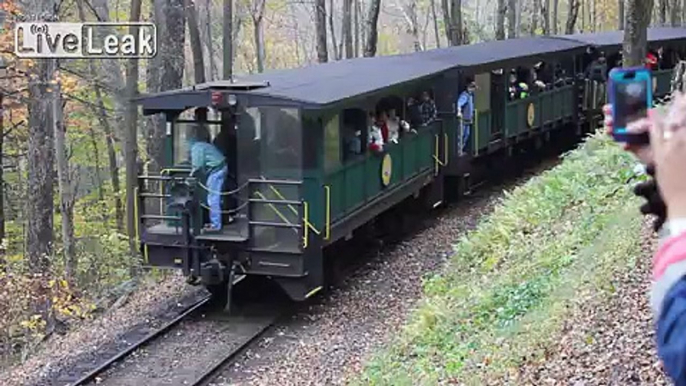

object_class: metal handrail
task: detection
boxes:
[248,178,303,185]
[249,220,302,229]
[141,214,183,220]
[249,197,302,206]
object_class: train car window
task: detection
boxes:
[474,73,491,112]
[342,108,366,161]
[172,121,222,166]
[262,108,302,176]
[324,114,341,171]
[237,107,302,180]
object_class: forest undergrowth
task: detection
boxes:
[354,132,648,385]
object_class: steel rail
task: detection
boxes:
[67,296,212,386]
[189,311,280,386]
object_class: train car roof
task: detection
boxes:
[559,27,686,48]
[136,28,686,113]
[137,36,584,112]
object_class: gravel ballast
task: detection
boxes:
[211,178,536,386]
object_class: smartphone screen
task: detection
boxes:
[614,79,649,130]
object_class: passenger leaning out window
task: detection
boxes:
[386,108,413,144]
[419,91,438,125]
[368,112,385,153]
[406,97,424,129]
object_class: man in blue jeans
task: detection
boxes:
[457,81,476,154]
[189,125,228,231]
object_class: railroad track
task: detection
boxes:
[44,275,284,386]
[51,294,212,386]
[186,306,281,386]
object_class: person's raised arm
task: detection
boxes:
[646,94,686,386]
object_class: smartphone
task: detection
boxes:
[609,67,652,145]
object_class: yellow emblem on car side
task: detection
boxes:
[381,153,392,186]
[527,103,535,127]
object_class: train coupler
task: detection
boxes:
[200,258,228,286]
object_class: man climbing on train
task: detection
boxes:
[457,81,476,155]
[189,124,230,231]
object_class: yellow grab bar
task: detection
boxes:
[303,201,309,248]
[433,134,446,175]
[254,190,298,233]
[324,185,331,240]
[266,182,299,216]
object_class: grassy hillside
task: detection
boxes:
[353,133,647,385]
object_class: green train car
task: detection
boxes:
[135,28,686,308]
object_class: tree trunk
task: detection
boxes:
[430,0,441,47]
[95,85,124,232]
[204,0,217,80]
[619,0,625,29]
[124,0,142,259]
[449,0,462,45]
[251,0,267,72]
[27,62,55,273]
[343,0,353,58]
[354,0,360,55]
[623,0,654,67]
[552,0,558,34]
[530,0,540,34]
[88,127,104,201]
[543,0,550,34]
[565,0,580,33]
[659,0,668,25]
[402,2,423,51]
[441,0,453,44]
[507,0,517,38]
[77,0,124,231]
[315,0,328,63]
[186,0,206,84]
[149,0,184,176]
[53,83,76,282]
[223,0,234,78]
[329,0,341,60]
[670,0,680,25]
[496,0,506,40]
[0,93,5,270]
[363,0,382,57]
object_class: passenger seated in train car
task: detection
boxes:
[586,53,608,83]
[661,46,677,69]
[456,81,476,154]
[406,96,424,128]
[419,91,438,125]
[343,123,363,159]
[532,62,549,91]
[367,111,385,153]
[188,123,230,231]
[386,107,412,144]
[342,109,365,160]
[509,69,530,100]
[553,64,570,88]
[647,49,659,70]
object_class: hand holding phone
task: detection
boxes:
[609,67,653,145]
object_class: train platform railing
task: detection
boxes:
[136,170,310,252]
